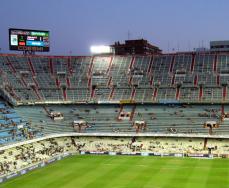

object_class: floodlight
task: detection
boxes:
[90,45,111,54]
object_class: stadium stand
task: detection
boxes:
[0,52,229,104]
[0,100,42,145]
[1,52,229,138]
[1,135,229,177]
[0,136,74,176]
[9,104,229,135]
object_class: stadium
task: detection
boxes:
[2,38,229,187]
[2,1,229,188]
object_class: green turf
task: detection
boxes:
[1,155,229,188]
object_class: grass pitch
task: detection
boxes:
[1,155,229,188]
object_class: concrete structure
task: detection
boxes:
[210,41,229,52]
[110,39,162,55]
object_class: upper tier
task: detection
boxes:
[1,52,229,105]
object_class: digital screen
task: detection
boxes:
[9,28,50,52]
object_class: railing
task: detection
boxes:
[2,132,229,151]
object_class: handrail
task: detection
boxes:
[1,132,229,151]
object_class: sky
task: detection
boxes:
[1,0,229,55]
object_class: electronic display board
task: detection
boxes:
[9,28,50,52]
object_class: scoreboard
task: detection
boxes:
[9,28,50,52]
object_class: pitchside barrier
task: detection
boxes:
[80,151,212,158]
